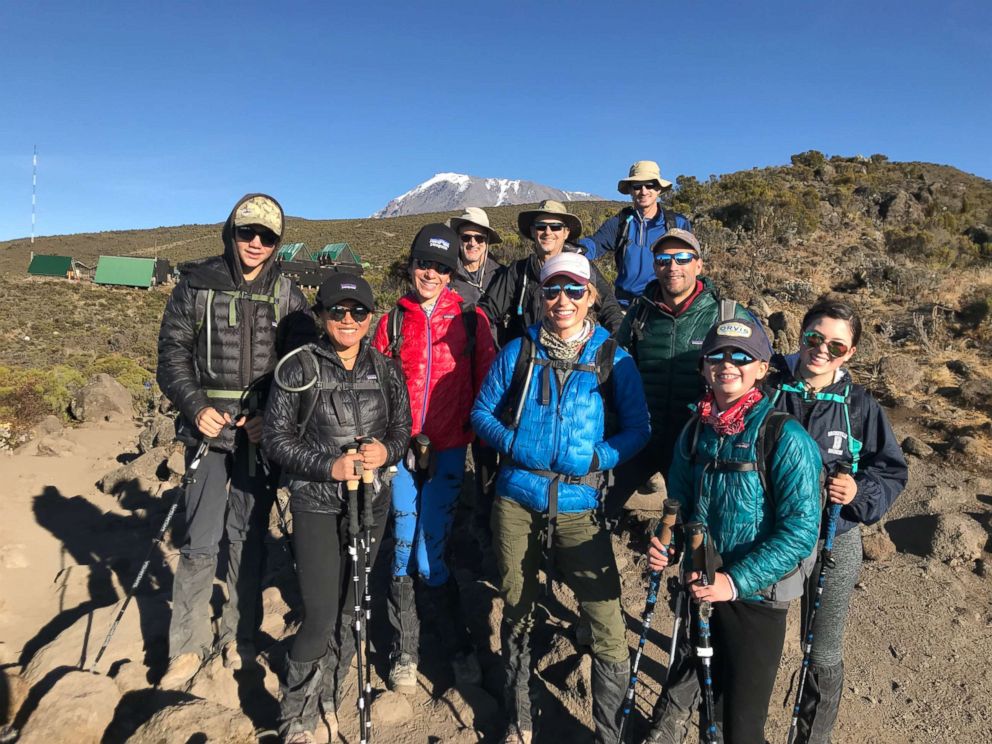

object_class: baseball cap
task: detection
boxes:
[700,318,772,362]
[315,273,375,312]
[233,195,283,236]
[410,223,460,272]
[539,252,591,286]
[651,228,701,255]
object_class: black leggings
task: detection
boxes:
[290,512,346,662]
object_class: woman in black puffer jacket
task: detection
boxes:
[263,274,411,744]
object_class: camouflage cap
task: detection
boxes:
[234,196,283,236]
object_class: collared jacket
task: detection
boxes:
[615,278,750,463]
[262,339,411,515]
[156,193,314,452]
[471,323,650,514]
[767,354,908,537]
[479,250,624,347]
[449,254,504,306]
[372,287,496,452]
[580,205,692,305]
[668,396,822,600]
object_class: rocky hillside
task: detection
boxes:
[371,172,606,218]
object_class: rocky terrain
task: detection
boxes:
[0,152,990,742]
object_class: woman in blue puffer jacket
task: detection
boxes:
[645,317,822,744]
[472,252,650,744]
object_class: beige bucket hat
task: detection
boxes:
[447,207,503,245]
[517,199,583,240]
[617,160,673,194]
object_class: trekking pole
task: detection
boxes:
[617,499,680,743]
[686,521,718,744]
[89,438,212,672]
[345,444,371,744]
[412,433,431,479]
[786,461,851,744]
[664,559,689,693]
[358,437,378,744]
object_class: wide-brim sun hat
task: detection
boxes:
[617,160,673,195]
[448,207,502,245]
[517,199,583,240]
[539,252,591,286]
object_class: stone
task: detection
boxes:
[111,659,151,694]
[18,670,120,744]
[862,527,897,562]
[958,379,992,415]
[880,191,925,225]
[370,690,414,725]
[2,668,28,725]
[186,653,240,710]
[260,586,291,638]
[31,415,64,438]
[563,653,593,701]
[35,435,69,457]
[878,355,923,394]
[946,359,972,379]
[69,373,133,422]
[901,436,934,458]
[128,698,256,743]
[166,449,186,479]
[930,513,987,566]
[98,447,169,496]
[768,310,800,352]
[138,415,177,454]
[439,684,500,730]
[953,436,982,458]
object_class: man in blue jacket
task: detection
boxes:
[579,160,692,308]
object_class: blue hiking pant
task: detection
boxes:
[390,445,466,587]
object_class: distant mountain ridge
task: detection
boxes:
[372,172,607,218]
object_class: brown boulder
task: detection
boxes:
[18,670,120,744]
[128,698,256,743]
[70,373,134,422]
[862,527,897,562]
[138,415,177,454]
[930,513,987,566]
[185,654,240,710]
[98,446,169,497]
[877,355,923,395]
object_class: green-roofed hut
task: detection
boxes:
[315,242,362,265]
[93,256,171,288]
[277,242,309,261]
[27,254,75,278]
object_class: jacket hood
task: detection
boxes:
[222,192,286,287]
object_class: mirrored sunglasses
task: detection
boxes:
[326,305,371,322]
[415,259,453,275]
[629,182,660,192]
[533,222,566,233]
[235,225,278,248]
[540,283,587,301]
[654,251,698,267]
[702,350,757,366]
[802,330,849,359]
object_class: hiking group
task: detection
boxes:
[149,162,908,744]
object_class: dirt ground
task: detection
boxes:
[1,416,990,743]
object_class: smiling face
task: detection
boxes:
[541,276,591,338]
[530,213,570,259]
[628,181,661,211]
[320,299,371,354]
[458,226,488,267]
[653,241,702,305]
[234,224,278,280]
[798,316,856,385]
[408,259,452,304]
[703,347,769,408]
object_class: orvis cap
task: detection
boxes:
[316,273,375,312]
[539,252,591,286]
[410,223,460,271]
[700,317,772,362]
[234,195,283,236]
[651,228,701,255]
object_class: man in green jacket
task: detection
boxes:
[606,228,753,518]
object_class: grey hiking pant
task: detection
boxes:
[168,443,274,658]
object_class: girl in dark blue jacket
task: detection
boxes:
[768,298,908,744]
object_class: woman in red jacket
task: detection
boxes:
[372,223,496,695]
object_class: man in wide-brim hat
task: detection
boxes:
[579,160,692,309]
[448,207,504,306]
[481,199,623,346]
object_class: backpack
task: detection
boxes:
[614,206,679,270]
[498,334,618,435]
[627,290,743,357]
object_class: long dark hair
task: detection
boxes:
[801,298,862,346]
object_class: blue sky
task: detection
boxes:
[1,0,989,241]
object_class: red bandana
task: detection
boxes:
[697,387,764,436]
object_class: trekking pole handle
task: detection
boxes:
[656,499,680,549]
[357,437,376,485]
[685,521,706,580]
[413,433,431,472]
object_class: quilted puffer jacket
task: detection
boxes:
[471,323,650,514]
[371,287,495,451]
[262,340,411,515]
[156,193,314,452]
[667,396,822,600]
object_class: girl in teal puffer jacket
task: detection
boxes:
[644,318,821,744]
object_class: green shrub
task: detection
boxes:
[0,364,85,431]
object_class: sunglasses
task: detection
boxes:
[702,350,757,366]
[653,251,698,267]
[415,259,453,275]
[629,182,659,192]
[540,283,587,301]
[802,330,850,359]
[326,304,371,322]
[235,225,278,248]
[533,222,566,233]
[460,233,487,245]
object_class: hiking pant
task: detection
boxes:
[795,526,863,744]
[492,497,627,733]
[390,445,466,586]
[168,443,273,658]
[648,599,787,744]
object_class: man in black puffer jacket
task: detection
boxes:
[156,193,314,687]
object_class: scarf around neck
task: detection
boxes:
[539,319,594,361]
[696,387,764,436]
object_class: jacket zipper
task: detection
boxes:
[420,309,432,430]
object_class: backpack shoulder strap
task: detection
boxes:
[663,208,678,231]
[385,306,404,357]
[718,299,739,322]
[754,410,793,505]
[615,208,635,268]
[368,347,394,418]
[595,337,618,438]
[275,274,292,324]
[294,346,321,437]
[499,335,536,428]
[461,302,477,359]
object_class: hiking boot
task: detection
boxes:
[222,640,255,671]
[501,725,532,744]
[452,650,482,687]
[388,652,418,694]
[159,652,201,689]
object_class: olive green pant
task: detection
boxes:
[492,496,627,664]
